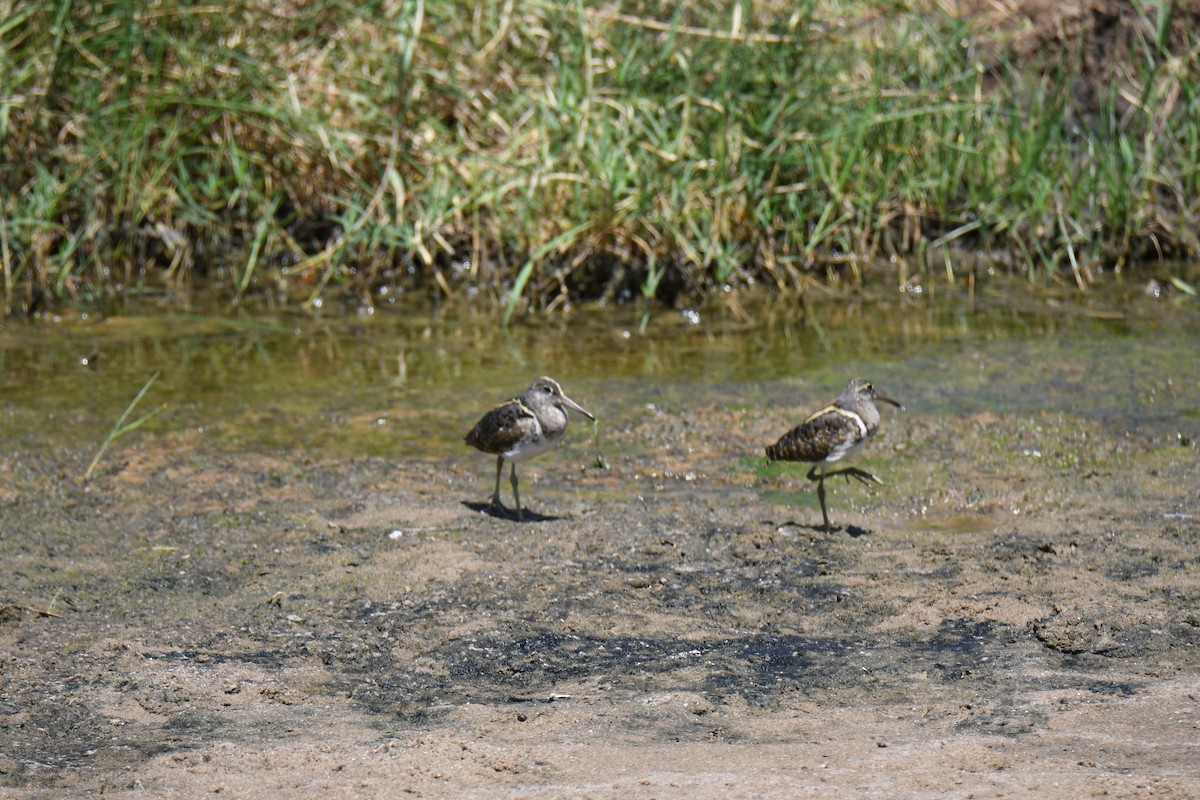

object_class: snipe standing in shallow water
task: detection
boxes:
[765,379,902,533]
[465,376,595,521]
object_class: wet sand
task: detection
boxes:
[2,392,1198,798]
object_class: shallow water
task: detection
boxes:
[2,269,1197,466]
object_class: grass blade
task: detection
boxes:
[502,220,592,325]
[82,371,168,482]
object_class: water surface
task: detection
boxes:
[1,269,1197,465]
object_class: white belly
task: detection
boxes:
[502,422,558,462]
[822,436,866,466]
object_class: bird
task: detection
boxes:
[465,376,595,521]
[765,379,902,532]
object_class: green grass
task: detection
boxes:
[82,370,167,482]
[1,0,1198,318]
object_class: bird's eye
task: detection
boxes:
[543,386,553,394]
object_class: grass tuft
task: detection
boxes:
[2,1,1198,318]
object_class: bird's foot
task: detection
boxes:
[829,467,883,487]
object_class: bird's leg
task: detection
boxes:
[817,473,831,532]
[806,466,832,532]
[825,466,883,486]
[510,463,524,522]
[490,456,506,510]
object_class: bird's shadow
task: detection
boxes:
[768,520,872,538]
[461,500,561,523]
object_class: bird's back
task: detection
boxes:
[465,399,538,455]
[765,403,871,465]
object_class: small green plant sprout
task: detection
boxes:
[82,371,168,482]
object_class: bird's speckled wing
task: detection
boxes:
[465,399,538,455]
[765,406,865,464]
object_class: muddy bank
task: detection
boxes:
[1,380,1198,797]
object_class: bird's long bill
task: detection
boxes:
[560,393,595,420]
[877,393,904,411]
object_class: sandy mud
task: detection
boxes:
[2,378,1198,797]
